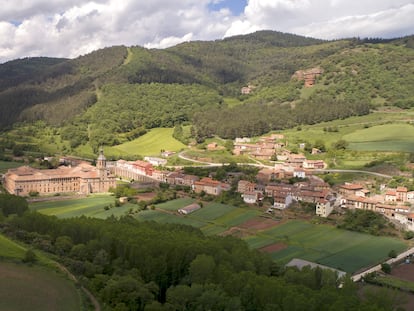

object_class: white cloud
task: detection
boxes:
[0,0,413,63]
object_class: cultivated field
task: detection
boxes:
[30,195,135,219]
[29,196,408,274]
[0,262,81,311]
[244,220,407,273]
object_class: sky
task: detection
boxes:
[0,0,413,63]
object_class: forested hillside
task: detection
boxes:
[0,31,413,148]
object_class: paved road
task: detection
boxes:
[177,152,394,178]
[313,169,392,179]
[352,247,414,282]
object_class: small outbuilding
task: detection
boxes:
[178,203,201,215]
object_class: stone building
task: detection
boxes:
[3,149,115,196]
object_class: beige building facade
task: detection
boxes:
[3,150,115,196]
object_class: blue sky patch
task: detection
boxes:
[208,0,247,16]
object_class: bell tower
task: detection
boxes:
[96,147,106,171]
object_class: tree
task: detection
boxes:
[381,263,391,274]
[189,254,216,284]
[388,250,397,258]
[332,139,349,150]
[22,249,37,264]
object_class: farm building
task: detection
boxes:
[178,203,201,215]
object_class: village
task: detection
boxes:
[3,132,414,234]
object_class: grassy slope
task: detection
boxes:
[344,123,414,152]
[111,128,186,157]
[0,262,81,311]
[0,234,27,260]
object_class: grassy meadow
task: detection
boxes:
[111,128,186,156]
[344,123,414,152]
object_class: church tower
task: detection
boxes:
[96,147,106,171]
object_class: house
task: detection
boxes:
[161,151,176,157]
[396,187,408,202]
[293,169,306,179]
[207,142,218,150]
[355,189,370,198]
[182,175,200,186]
[178,203,201,215]
[237,180,256,193]
[303,160,326,170]
[316,199,333,217]
[338,183,364,196]
[375,204,409,218]
[273,193,294,210]
[408,191,414,202]
[144,157,167,166]
[241,85,253,94]
[287,154,306,168]
[395,213,414,231]
[345,196,377,210]
[385,190,397,202]
[243,191,262,204]
[193,177,230,196]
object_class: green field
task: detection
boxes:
[29,196,408,274]
[344,123,414,152]
[0,160,22,173]
[111,128,186,156]
[30,195,135,219]
[244,220,407,273]
[282,109,414,151]
[0,234,27,260]
[155,197,196,211]
[0,262,81,311]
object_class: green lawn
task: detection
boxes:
[0,262,81,311]
[244,220,407,273]
[111,128,186,156]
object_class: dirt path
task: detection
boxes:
[55,262,101,311]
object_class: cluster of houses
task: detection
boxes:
[338,183,414,231]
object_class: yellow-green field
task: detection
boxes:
[111,128,186,156]
[344,123,414,152]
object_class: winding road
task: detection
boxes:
[177,151,393,178]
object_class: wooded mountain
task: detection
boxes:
[1,31,413,147]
